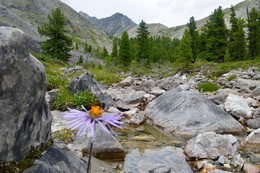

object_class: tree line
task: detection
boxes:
[38,6,260,70]
[109,6,260,70]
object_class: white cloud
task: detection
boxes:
[60,0,244,27]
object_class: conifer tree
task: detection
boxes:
[229,5,246,60]
[247,7,260,58]
[119,31,131,67]
[137,20,150,65]
[102,47,108,58]
[111,39,118,58]
[178,29,193,70]
[188,16,199,62]
[236,19,246,60]
[196,32,207,60]
[205,6,228,62]
[38,8,72,61]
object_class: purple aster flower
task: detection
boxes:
[64,105,124,142]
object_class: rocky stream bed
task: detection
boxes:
[1,27,260,173]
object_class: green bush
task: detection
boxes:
[197,82,220,93]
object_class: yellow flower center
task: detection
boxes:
[89,106,102,118]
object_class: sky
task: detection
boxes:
[60,0,244,27]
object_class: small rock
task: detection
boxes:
[224,94,253,119]
[246,118,260,129]
[253,108,260,118]
[243,163,260,173]
[150,88,166,96]
[230,154,244,168]
[208,170,231,173]
[250,86,260,98]
[242,128,260,145]
[129,111,146,125]
[218,155,225,165]
[116,76,133,88]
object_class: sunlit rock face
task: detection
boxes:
[0,26,52,162]
[146,87,245,138]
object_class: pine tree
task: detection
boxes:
[137,20,150,65]
[205,6,228,62]
[188,16,199,62]
[38,8,72,61]
[178,29,193,70]
[119,31,131,67]
[247,7,260,58]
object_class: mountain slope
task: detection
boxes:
[0,0,112,50]
[80,12,137,37]
[157,0,260,40]
[127,23,168,38]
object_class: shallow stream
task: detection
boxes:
[107,123,260,173]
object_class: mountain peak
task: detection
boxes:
[80,12,137,36]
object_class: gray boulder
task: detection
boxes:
[24,142,116,173]
[145,87,245,138]
[184,132,239,159]
[224,94,253,119]
[124,146,193,173]
[68,72,114,109]
[0,27,52,162]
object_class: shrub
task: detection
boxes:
[197,82,220,93]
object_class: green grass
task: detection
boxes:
[226,74,237,81]
[197,82,220,93]
[34,52,260,110]
[91,67,123,86]
[50,87,98,111]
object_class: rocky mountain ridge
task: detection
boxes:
[0,0,259,52]
[0,0,112,51]
[79,12,136,37]
[79,0,259,39]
